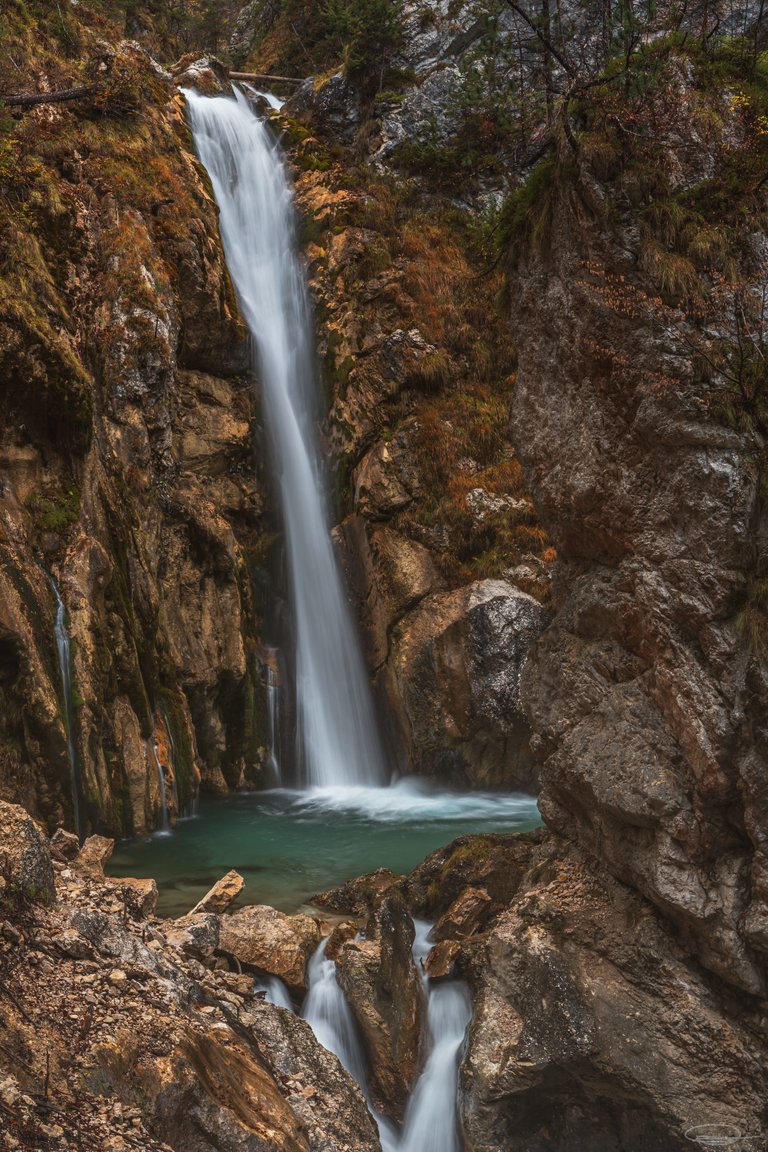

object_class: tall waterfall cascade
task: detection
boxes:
[185,87,387,791]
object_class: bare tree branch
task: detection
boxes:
[503,0,575,77]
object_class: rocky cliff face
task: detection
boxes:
[510,49,768,999]
[0,18,272,837]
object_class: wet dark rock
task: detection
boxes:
[429,885,492,943]
[285,74,362,145]
[311,868,402,917]
[391,580,548,789]
[405,830,545,919]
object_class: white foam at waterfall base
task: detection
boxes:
[184,87,387,792]
[285,777,538,822]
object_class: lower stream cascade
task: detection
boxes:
[258,923,472,1152]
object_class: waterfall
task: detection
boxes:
[51,579,82,841]
[254,974,294,1010]
[149,740,170,835]
[399,981,472,1152]
[300,927,470,1152]
[185,88,387,791]
[158,701,181,817]
[302,938,371,1088]
[263,652,281,785]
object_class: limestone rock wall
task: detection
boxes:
[0,33,271,837]
[509,67,768,995]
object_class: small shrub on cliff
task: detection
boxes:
[321,0,403,87]
[497,154,561,266]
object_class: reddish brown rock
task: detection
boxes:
[219,905,321,995]
[191,870,245,915]
[424,939,460,980]
[325,920,358,961]
[429,886,492,943]
[73,835,115,876]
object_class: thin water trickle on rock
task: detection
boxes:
[149,739,170,835]
[51,579,82,841]
[265,657,281,785]
[185,88,386,790]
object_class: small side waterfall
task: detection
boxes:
[302,939,370,1087]
[263,653,281,785]
[158,701,181,817]
[149,740,170,835]
[399,981,472,1152]
[254,974,294,1010]
[185,89,387,791]
[51,579,82,840]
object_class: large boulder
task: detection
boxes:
[0,801,55,905]
[391,580,547,788]
[219,905,321,995]
[460,837,768,1151]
